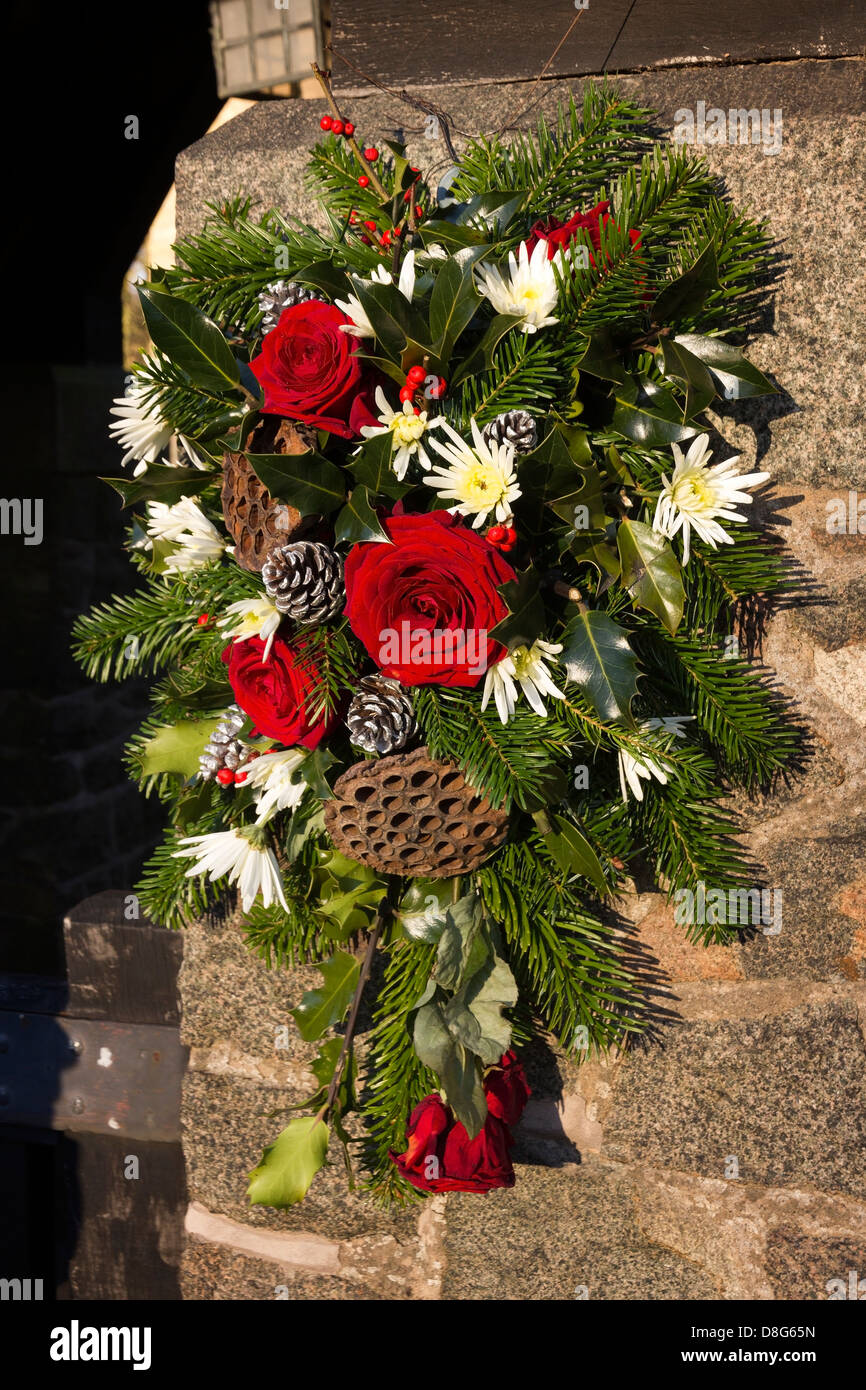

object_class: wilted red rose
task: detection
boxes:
[525,200,642,263]
[390,1051,531,1194]
[249,299,379,439]
[222,634,337,748]
[343,510,516,688]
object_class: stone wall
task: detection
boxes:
[176,59,866,1299]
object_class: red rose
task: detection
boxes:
[249,299,379,440]
[222,634,337,749]
[343,510,516,688]
[525,200,642,263]
[390,1051,531,1194]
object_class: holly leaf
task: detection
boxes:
[651,243,720,325]
[247,1116,329,1207]
[353,280,429,362]
[418,220,489,251]
[334,485,390,545]
[489,568,546,651]
[246,451,346,516]
[290,951,360,1041]
[428,256,480,360]
[102,465,207,509]
[568,527,622,580]
[138,716,224,780]
[518,425,604,533]
[673,333,777,399]
[659,338,717,419]
[561,610,639,724]
[297,748,337,799]
[539,813,607,894]
[574,328,629,384]
[292,259,350,301]
[450,313,524,388]
[616,518,684,634]
[138,285,240,392]
[612,377,700,449]
[349,430,410,500]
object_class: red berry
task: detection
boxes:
[413,406,422,415]
[343,121,355,136]
[504,526,517,544]
[234,770,248,785]
[357,175,370,188]
[501,540,516,553]
[196,613,209,626]
[406,365,426,387]
[398,385,415,403]
[362,219,377,231]
[381,230,392,246]
[429,376,446,399]
[331,119,344,135]
[349,210,358,223]
[364,146,379,161]
[216,768,234,787]
[414,204,424,217]
[409,166,419,173]
[403,190,412,202]
[487,525,506,544]
[319,116,332,131]
[359,234,372,245]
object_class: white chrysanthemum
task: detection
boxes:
[336,250,416,338]
[240,747,308,826]
[481,639,565,725]
[358,385,444,480]
[617,716,694,803]
[475,239,560,334]
[109,381,174,474]
[423,418,521,528]
[653,433,769,564]
[146,497,224,573]
[218,596,281,661]
[173,828,288,912]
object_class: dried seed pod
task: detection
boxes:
[324,745,508,878]
[221,416,316,572]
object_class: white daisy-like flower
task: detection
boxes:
[336,250,417,338]
[474,239,560,334]
[358,385,444,480]
[173,827,288,912]
[617,716,694,803]
[423,418,521,528]
[218,596,282,661]
[653,434,769,564]
[240,747,308,826]
[481,639,565,725]
[109,380,174,474]
[146,497,224,573]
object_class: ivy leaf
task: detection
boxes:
[450,312,524,389]
[612,377,700,449]
[674,333,777,399]
[349,431,410,501]
[246,451,346,516]
[616,518,684,634]
[539,814,607,894]
[138,285,240,392]
[291,951,360,1041]
[659,338,717,419]
[101,465,207,509]
[428,256,480,360]
[334,485,390,545]
[247,1116,329,1207]
[138,716,224,780]
[651,243,720,325]
[562,610,639,724]
[489,568,546,651]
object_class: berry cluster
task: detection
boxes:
[319,115,355,137]
[398,363,446,411]
[486,524,517,554]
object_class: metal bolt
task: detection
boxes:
[70,1097,85,1115]
[68,1038,83,1055]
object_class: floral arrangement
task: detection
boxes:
[74,81,798,1207]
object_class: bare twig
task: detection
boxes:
[315,900,389,1126]
[494,9,586,135]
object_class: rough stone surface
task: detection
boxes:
[174,56,866,1300]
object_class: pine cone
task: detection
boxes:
[222,416,315,572]
[199,706,251,779]
[324,745,508,878]
[259,280,319,334]
[261,539,344,624]
[482,410,538,455]
[347,675,417,755]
